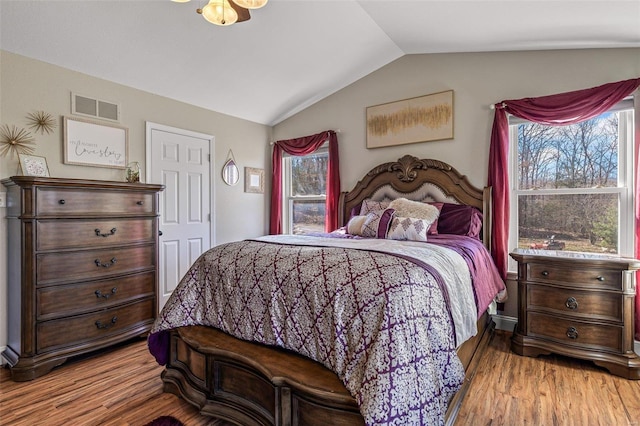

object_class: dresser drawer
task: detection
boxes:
[36,188,155,215]
[37,298,155,353]
[527,312,623,353]
[527,284,623,323]
[37,271,155,320]
[527,263,621,290]
[37,218,154,250]
[37,245,155,285]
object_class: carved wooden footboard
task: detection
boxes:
[162,313,494,426]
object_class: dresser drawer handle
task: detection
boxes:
[95,228,117,238]
[94,257,117,268]
[95,316,118,329]
[95,287,117,299]
[541,271,549,277]
[136,200,144,206]
[58,199,66,205]
[565,297,579,310]
[566,327,579,339]
[596,276,605,282]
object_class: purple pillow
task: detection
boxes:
[437,203,483,238]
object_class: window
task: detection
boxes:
[508,99,634,269]
[282,146,328,234]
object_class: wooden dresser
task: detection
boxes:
[510,249,640,379]
[2,176,164,381]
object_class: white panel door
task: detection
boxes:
[146,122,214,311]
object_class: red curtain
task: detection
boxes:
[635,88,640,341]
[488,78,640,339]
[269,130,340,235]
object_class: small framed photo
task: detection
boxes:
[244,167,264,193]
[19,154,50,177]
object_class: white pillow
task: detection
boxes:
[347,215,367,235]
[388,198,439,224]
[387,216,430,241]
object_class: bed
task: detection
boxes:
[148,155,506,426]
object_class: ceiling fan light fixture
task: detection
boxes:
[171,0,191,3]
[232,0,268,9]
[201,0,239,26]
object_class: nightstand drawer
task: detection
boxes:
[527,263,621,290]
[527,312,622,353]
[527,285,622,323]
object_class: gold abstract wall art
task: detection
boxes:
[366,90,454,149]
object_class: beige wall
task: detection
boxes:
[273,48,640,319]
[0,51,272,352]
[1,48,639,352]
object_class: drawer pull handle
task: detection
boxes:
[95,257,117,268]
[95,287,117,299]
[95,228,117,238]
[58,199,66,205]
[136,201,144,206]
[565,297,578,310]
[596,276,605,282]
[95,316,118,329]
[566,327,579,339]
[541,271,549,277]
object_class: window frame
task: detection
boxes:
[281,144,329,234]
[507,101,635,272]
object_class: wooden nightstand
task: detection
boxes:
[510,249,640,379]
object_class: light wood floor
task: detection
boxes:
[1,330,639,425]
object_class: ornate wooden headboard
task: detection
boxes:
[338,155,492,251]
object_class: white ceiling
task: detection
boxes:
[1,0,639,125]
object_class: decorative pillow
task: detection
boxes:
[346,215,368,235]
[361,208,396,238]
[388,198,440,225]
[387,216,430,242]
[359,199,390,216]
[437,203,483,238]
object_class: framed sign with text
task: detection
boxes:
[63,116,128,169]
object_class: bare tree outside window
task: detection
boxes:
[514,112,626,254]
[285,150,328,234]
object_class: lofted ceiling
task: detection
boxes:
[1,0,639,126]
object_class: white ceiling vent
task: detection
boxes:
[71,92,120,122]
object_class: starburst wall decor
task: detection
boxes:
[0,124,36,158]
[26,110,57,135]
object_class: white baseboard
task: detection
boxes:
[0,346,6,365]
[491,315,640,355]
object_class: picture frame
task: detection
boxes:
[244,167,264,194]
[63,116,128,168]
[366,90,454,149]
[19,154,50,177]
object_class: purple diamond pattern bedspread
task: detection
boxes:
[149,236,489,425]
